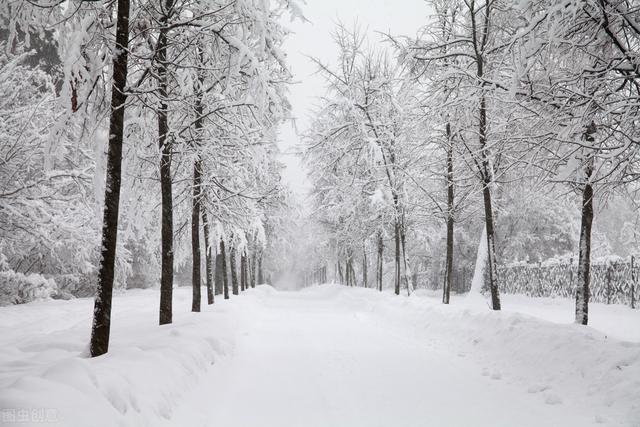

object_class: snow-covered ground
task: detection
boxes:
[1,285,639,426]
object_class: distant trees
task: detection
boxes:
[303,0,640,326]
[305,25,424,297]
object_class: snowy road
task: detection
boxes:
[1,285,639,426]
[171,287,637,427]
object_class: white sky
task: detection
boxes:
[277,0,430,197]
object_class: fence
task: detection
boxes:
[498,256,638,308]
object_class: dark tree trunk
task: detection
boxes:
[479,93,501,311]
[576,124,596,325]
[345,255,351,287]
[202,209,214,304]
[443,122,454,304]
[191,159,202,312]
[473,24,501,310]
[191,41,205,311]
[250,252,256,288]
[351,262,357,287]
[377,232,383,292]
[230,242,239,296]
[90,0,131,357]
[338,261,344,285]
[362,247,368,288]
[257,253,264,284]
[400,221,410,296]
[244,252,249,290]
[214,248,224,296]
[575,180,594,324]
[220,240,229,299]
[346,262,350,287]
[240,252,247,291]
[157,0,176,325]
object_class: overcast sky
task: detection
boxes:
[278,0,430,197]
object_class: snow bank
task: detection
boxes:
[334,286,640,425]
[0,288,251,426]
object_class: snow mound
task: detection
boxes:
[0,289,242,426]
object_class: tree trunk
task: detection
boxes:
[90,0,131,357]
[575,180,594,324]
[157,0,176,324]
[220,239,229,299]
[250,251,256,288]
[230,242,239,296]
[348,258,356,287]
[257,253,264,285]
[479,92,501,311]
[576,125,596,325]
[240,252,247,292]
[202,209,214,304]
[377,232,383,292]
[191,41,205,311]
[351,262,357,287]
[443,122,454,304]
[247,256,251,290]
[214,245,224,296]
[346,262,350,287]
[240,253,245,292]
[191,159,202,312]
[400,220,410,296]
[338,261,344,285]
[362,246,368,288]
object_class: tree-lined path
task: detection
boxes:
[171,287,617,427]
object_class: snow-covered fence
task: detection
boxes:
[498,257,638,308]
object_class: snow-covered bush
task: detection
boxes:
[0,270,57,306]
[53,274,95,298]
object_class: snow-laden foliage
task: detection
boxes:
[302,0,640,320]
[0,0,301,308]
[0,270,57,306]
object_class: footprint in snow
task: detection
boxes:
[490,371,501,380]
[594,414,607,424]
[544,393,563,405]
[527,384,550,394]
